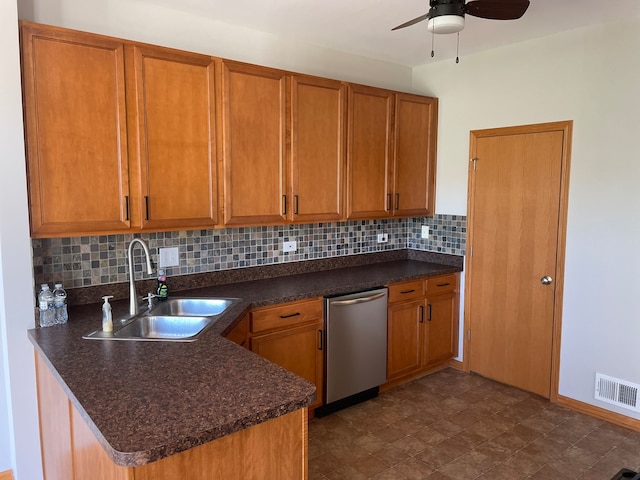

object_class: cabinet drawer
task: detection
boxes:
[426,274,457,295]
[388,280,424,304]
[251,298,323,333]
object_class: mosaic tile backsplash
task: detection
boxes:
[32,215,466,289]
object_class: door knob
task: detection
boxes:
[540,275,553,285]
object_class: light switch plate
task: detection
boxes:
[283,241,297,253]
[421,225,430,239]
[159,247,180,267]
[377,233,388,243]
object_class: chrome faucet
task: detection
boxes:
[127,238,154,316]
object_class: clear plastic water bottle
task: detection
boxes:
[53,283,68,324]
[38,284,55,327]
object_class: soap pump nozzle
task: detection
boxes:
[102,295,114,332]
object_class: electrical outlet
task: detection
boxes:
[377,233,388,243]
[283,240,297,253]
[159,247,179,267]
[421,225,430,239]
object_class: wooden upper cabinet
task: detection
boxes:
[393,93,438,217]
[346,87,438,220]
[289,75,346,223]
[221,61,287,225]
[346,84,394,219]
[130,45,217,229]
[21,23,131,236]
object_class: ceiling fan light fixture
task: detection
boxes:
[427,15,465,34]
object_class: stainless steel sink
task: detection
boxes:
[114,315,214,341]
[150,297,236,317]
[83,297,238,342]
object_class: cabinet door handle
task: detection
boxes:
[318,330,323,350]
[395,193,400,210]
[400,289,416,294]
[436,282,451,287]
[387,193,392,211]
[144,196,150,220]
[124,196,130,221]
[279,312,300,319]
[282,195,287,215]
[419,305,424,323]
[294,195,299,215]
[427,304,432,321]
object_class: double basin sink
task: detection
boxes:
[83,297,238,342]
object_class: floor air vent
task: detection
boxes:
[595,373,640,412]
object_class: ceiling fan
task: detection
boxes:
[392,0,530,35]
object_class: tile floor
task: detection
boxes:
[308,368,640,479]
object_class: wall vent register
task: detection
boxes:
[595,373,640,412]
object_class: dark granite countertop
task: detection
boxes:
[28,253,462,467]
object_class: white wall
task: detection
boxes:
[0,0,44,478]
[413,19,640,418]
[18,0,412,91]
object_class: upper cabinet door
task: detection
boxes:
[393,93,438,217]
[21,23,131,236]
[131,46,217,230]
[346,84,394,220]
[290,75,346,223]
[221,61,287,226]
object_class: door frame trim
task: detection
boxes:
[462,120,573,402]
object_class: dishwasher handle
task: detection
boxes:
[330,292,386,306]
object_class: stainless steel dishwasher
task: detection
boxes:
[317,287,388,416]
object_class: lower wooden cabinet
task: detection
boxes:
[249,298,324,410]
[35,353,308,480]
[386,274,459,383]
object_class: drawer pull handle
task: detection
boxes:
[279,312,300,319]
[124,196,130,221]
[400,289,416,294]
[282,195,287,215]
[144,196,150,220]
[427,304,432,321]
[387,193,392,211]
[419,305,424,323]
[318,330,323,350]
[436,283,451,287]
[294,195,299,215]
[395,193,400,210]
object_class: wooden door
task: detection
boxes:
[131,45,217,230]
[251,322,324,409]
[346,84,393,219]
[393,93,438,217]
[21,23,131,236]
[221,61,287,225]
[466,122,572,398]
[387,299,424,380]
[290,75,346,222]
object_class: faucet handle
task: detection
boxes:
[142,292,157,310]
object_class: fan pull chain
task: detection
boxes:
[456,32,460,64]
[431,28,435,58]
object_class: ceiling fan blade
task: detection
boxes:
[464,0,530,20]
[391,13,429,31]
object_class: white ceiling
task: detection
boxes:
[140,0,640,66]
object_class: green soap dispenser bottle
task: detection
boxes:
[157,269,169,302]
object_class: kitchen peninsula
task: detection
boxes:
[29,252,462,479]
